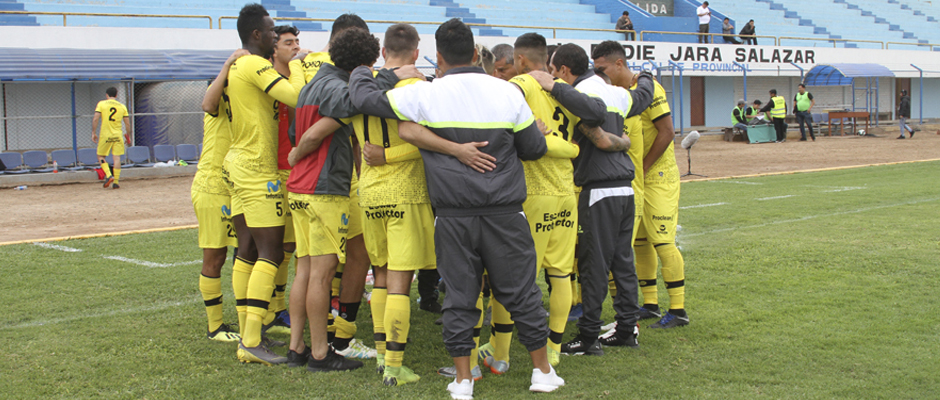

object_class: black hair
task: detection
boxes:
[551,43,589,76]
[106,87,117,97]
[752,99,762,105]
[329,27,380,72]
[798,83,806,89]
[623,11,629,16]
[331,13,369,39]
[546,44,558,62]
[514,32,547,64]
[594,69,611,84]
[703,1,709,6]
[901,89,908,96]
[384,23,420,55]
[492,43,514,64]
[237,3,269,45]
[435,18,475,66]
[274,24,300,40]
[592,40,627,61]
[770,89,778,95]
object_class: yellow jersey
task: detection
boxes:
[640,81,679,183]
[192,92,231,195]
[95,99,128,137]
[289,52,332,92]
[510,73,580,197]
[352,76,429,206]
[223,54,298,174]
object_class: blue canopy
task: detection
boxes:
[0,48,232,81]
[803,63,895,86]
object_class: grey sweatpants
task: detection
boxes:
[436,210,548,357]
[577,185,639,337]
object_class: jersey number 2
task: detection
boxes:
[108,107,118,122]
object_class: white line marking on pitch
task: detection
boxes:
[756,195,796,201]
[822,186,867,193]
[0,300,195,330]
[103,256,201,268]
[680,202,729,209]
[682,197,940,238]
[31,242,82,252]
[718,181,763,185]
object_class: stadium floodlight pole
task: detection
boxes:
[734,61,747,103]
[910,64,923,124]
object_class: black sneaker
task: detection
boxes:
[897,135,906,139]
[419,299,443,314]
[649,312,690,329]
[910,130,916,137]
[306,347,364,372]
[560,335,604,356]
[637,307,662,320]
[112,183,120,189]
[598,324,639,348]
[287,346,310,368]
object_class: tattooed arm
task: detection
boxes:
[576,124,630,152]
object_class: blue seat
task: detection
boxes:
[77,148,100,169]
[51,149,83,171]
[0,152,28,174]
[23,150,55,173]
[107,154,127,167]
[126,146,154,167]
[153,145,176,163]
[176,144,199,165]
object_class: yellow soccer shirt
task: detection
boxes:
[289,52,332,92]
[352,75,429,206]
[640,81,679,183]
[95,99,128,138]
[224,54,298,174]
[510,73,580,197]
[192,95,232,195]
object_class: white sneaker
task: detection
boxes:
[335,339,377,359]
[448,378,474,400]
[530,366,565,393]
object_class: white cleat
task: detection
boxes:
[530,366,565,393]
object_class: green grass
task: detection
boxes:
[2,161,939,399]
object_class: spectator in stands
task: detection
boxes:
[897,90,916,139]
[739,20,757,45]
[760,89,788,142]
[697,2,711,44]
[491,44,516,80]
[731,99,750,134]
[616,11,634,41]
[792,83,815,141]
[722,18,740,44]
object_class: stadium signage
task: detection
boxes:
[596,43,817,74]
[630,0,674,16]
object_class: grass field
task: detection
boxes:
[3,161,938,399]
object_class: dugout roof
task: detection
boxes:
[803,63,895,86]
[0,48,231,81]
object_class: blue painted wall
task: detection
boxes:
[704,77,735,126]
[910,77,940,119]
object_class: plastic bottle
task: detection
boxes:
[53,160,59,173]
[14,186,27,190]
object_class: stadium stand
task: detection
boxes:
[153,145,176,163]
[77,148,99,169]
[22,150,54,172]
[0,152,28,174]
[50,149,83,171]
[126,146,155,168]
[175,144,199,165]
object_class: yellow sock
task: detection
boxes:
[100,161,112,177]
[570,261,582,305]
[546,270,572,353]
[370,287,388,356]
[608,271,618,299]
[470,292,484,370]
[232,257,254,336]
[489,298,513,362]
[274,251,291,312]
[243,258,278,347]
[384,294,411,368]
[113,168,121,184]
[656,243,686,311]
[635,241,659,306]
[199,274,223,333]
[331,263,344,298]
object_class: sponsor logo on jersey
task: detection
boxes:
[289,200,309,210]
[364,205,406,220]
[265,180,283,199]
[255,65,273,75]
[535,209,575,232]
[221,205,232,217]
[652,215,673,221]
[341,213,349,226]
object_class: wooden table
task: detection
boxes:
[827,111,870,136]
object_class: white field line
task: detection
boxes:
[823,186,867,193]
[32,242,82,252]
[756,195,796,201]
[718,180,763,185]
[680,202,729,210]
[683,197,940,239]
[0,300,195,330]
[103,256,201,268]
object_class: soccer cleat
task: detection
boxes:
[799,138,807,141]
[261,335,286,348]
[560,335,604,356]
[897,135,906,139]
[649,312,690,329]
[207,323,240,342]
[547,347,561,367]
[638,306,662,320]
[263,310,291,335]
[306,348,363,372]
[477,343,494,363]
[286,347,310,368]
[529,366,565,393]
[383,365,421,386]
[567,303,583,322]
[483,356,509,375]
[112,183,120,189]
[237,342,287,366]
[335,339,377,359]
[437,365,482,381]
[447,378,474,400]
[375,354,385,374]
[599,323,639,348]
[103,176,114,188]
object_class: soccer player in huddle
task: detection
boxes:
[490,43,515,80]
[194,48,248,343]
[222,3,299,365]
[349,18,565,399]
[91,87,130,189]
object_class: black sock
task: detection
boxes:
[669,308,687,318]
[644,304,660,312]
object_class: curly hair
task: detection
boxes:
[329,27,380,73]
[237,3,268,45]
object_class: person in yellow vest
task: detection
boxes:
[759,89,787,142]
[792,84,815,141]
[731,99,750,134]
